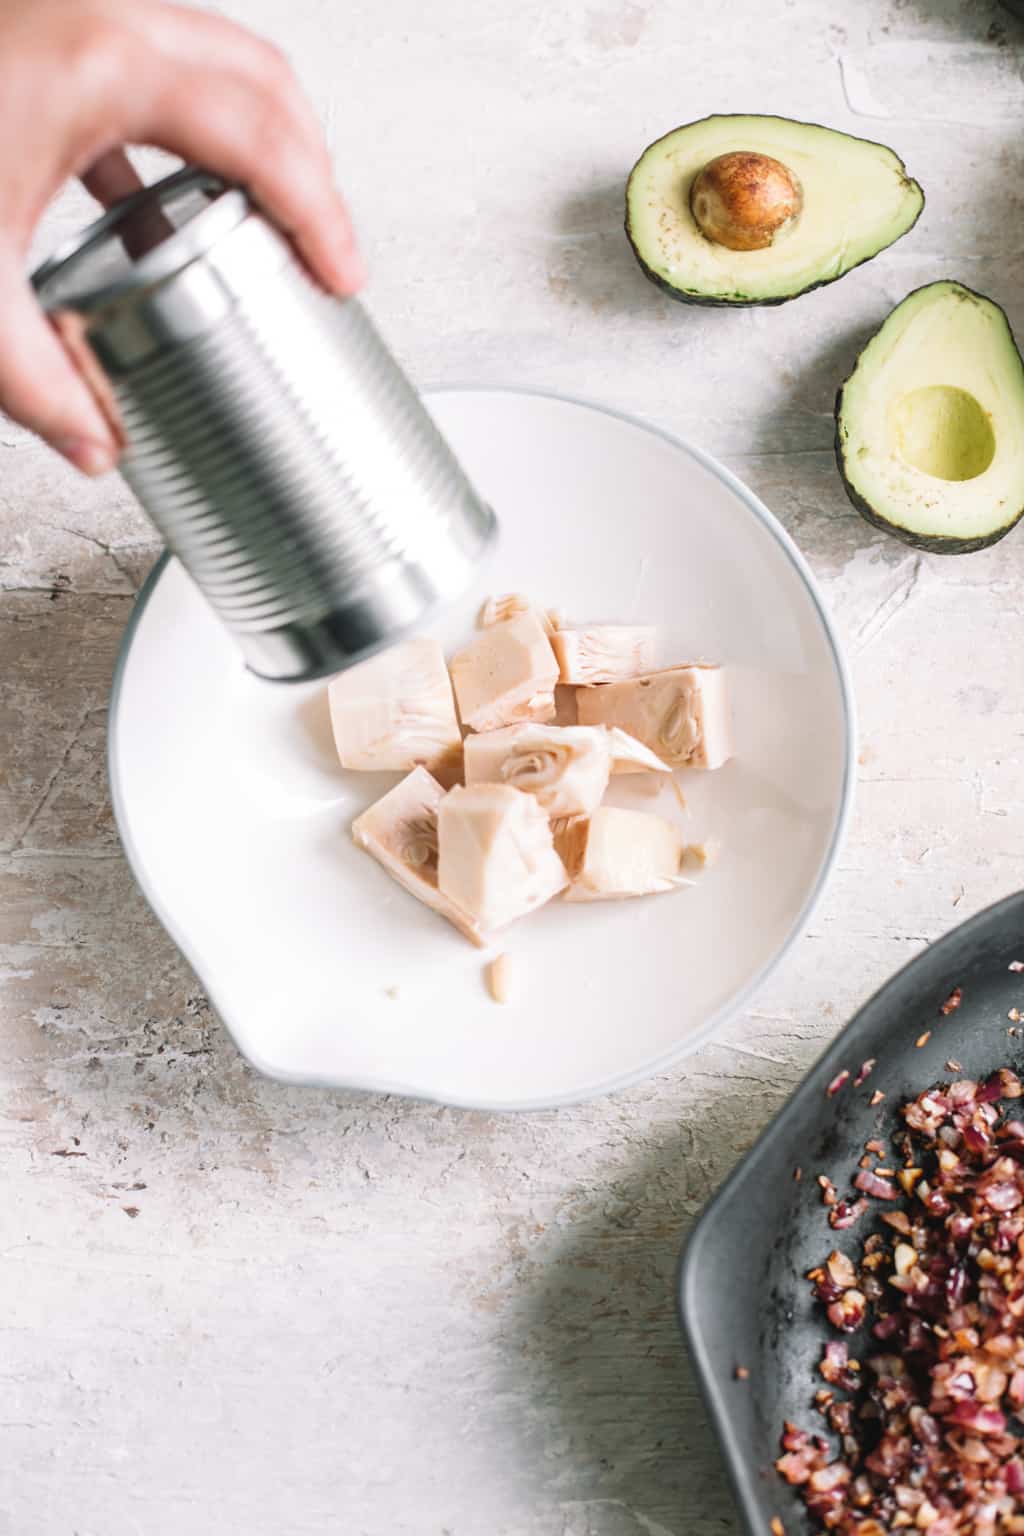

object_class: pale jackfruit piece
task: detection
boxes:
[477,594,562,637]
[552,626,656,685]
[351,767,485,947]
[563,806,684,902]
[682,839,718,871]
[577,666,731,769]
[464,723,612,818]
[450,611,559,733]
[485,953,511,1005]
[628,772,667,799]
[551,815,590,879]
[329,637,461,772]
[553,685,579,727]
[606,726,672,776]
[430,741,466,791]
[478,592,531,628]
[437,783,568,931]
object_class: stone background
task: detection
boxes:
[3,1,1023,1531]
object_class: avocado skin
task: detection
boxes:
[834,281,1024,554]
[624,114,925,308]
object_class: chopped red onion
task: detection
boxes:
[978,1073,1005,1104]
[827,1070,850,1099]
[983,1181,1022,1213]
[853,1169,899,1201]
[777,1067,1024,1534]
[946,1401,1007,1435]
[829,1198,868,1232]
[963,1121,995,1156]
[826,1289,867,1333]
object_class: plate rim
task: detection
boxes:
[107,382,858,1111]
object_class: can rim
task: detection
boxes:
[32,165,250,314]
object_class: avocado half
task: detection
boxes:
[625,114,924,307]
[836,282,1024,554]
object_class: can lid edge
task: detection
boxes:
[32,166,250,315]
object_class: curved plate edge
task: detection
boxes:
[107,384,857,1111]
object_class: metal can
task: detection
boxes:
[33,167,496,681]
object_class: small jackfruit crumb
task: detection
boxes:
[669,777,688,813]
[681,840,718,871]
[485,953,511,1005]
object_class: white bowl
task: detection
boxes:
[109,387,855,1109]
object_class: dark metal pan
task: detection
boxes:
[679,890,1024,1535]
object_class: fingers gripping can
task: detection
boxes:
[33,168,496,681]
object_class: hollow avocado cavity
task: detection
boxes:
[887,385,996,482]
[836,280,1024,553]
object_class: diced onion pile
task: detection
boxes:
[777,1069,1024,1536]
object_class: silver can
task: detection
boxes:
[33,167,496,681]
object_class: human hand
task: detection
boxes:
[0,0,363,475]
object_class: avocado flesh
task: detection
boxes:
[836,282,1024,554]
[626,115,923,306]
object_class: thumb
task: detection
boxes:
[0,248,119,475]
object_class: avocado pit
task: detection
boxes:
[888,385,995,482]
[689,151,803,252]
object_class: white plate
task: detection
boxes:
[109,387,854,1110]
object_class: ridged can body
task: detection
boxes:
[33,169,496,680]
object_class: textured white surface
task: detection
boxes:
[3,1,1024,1532]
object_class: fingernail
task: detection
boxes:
[55,437,117,476]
